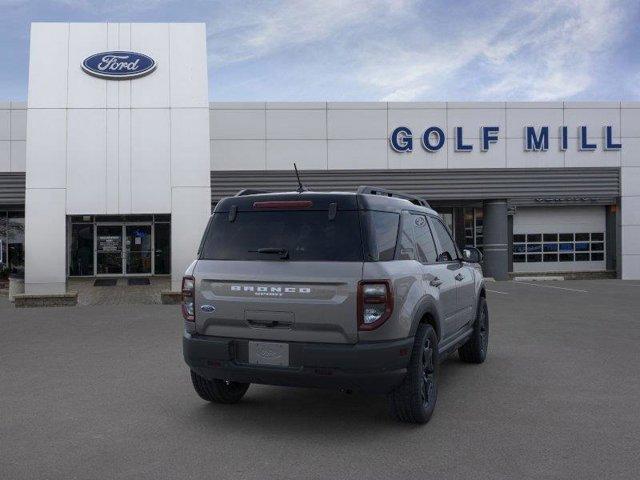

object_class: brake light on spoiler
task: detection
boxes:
[253,200,313,209]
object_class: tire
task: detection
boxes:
[458,296,489,364]
[388,323,438,424]
[190,370,250,404]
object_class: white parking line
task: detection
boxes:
[487,289,509,295]
[514,281,588,293]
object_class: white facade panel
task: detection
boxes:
[171,108,211,187]
[169,23,209,108]
[66,109,107,214]
[67,23,108,109]
[621,166,640,196]
[117,109,132,213]
[266,140,327,170]
[10,141,26,172]
[446,138,506,169]
[446,108,506,140]
[388,144,446,170]
[171,186,211,290]
[564,144,620,168]
[105,108,119,213]
[506,108,563,138]
[621,138,640,167]
[0,109,10,140]
[25,109,67,189]
[130,23,171,108]
[564,107,621,138]
[24,188,66,294]
[0,141,9,171]
[10,109,27,141]
[266,109,326,139]
[210,109,265,140]
[621,108,640,138]
[327,109,387,139]
[130,108,171,212]
[328,139,387,169]
[621,225,640,255]
[117,23,132,109]
[211,140,265,170]
[27,23,68,108]
[506,138,565,168]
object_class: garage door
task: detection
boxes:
[513,206,606,273]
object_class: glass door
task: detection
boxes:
[125,225,152,275]
[96,225,123,275]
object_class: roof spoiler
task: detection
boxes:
[356,186,430,208]
[235,189,269,197]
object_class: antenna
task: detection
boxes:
[293,163,308,193]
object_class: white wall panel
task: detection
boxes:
[621,138,640,167]
[105,108,119,213]
[10,109,27,140]
[621,166,640,196]
[266,140,327,170]
[24,188,66,294]
[10,141,26,172]
[117,109,132,213]
[169,23,208,108]
[564,107,620,138]
[621,108,640,138]
[621,225,640,255]
[66,109,107,214]
[0,141,9,171]
[506,138,564,168]
[118,23,132,109]
[266,109,326,139]
[130,108,171,212]
[171,108,211,187]
[564,144,620,168]
[446,138,506,169]
[210,109,265,139]
[387,108,447,138]
[106,23,119,108]
[621,196,640,226]
[388,144,445,170]
[171,186,211,290]
[506,108,563,138]
[28,23,68,108]
[0,110,9,140]
[25,109,67,189]
[447,108,506,140]
[327,109,386,139]
[211,140,265,170]
[328,140,387,169]
[67,23,108,109]
[131,23,170,108]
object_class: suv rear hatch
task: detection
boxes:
[193,194,364,344]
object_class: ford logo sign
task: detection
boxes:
[82,51,156,80]
[200,305,216,313]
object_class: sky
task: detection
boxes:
[0,0,639,102]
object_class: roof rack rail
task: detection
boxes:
[356,186,430,208]
[235,189,269,197]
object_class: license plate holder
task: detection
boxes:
[248,341,289,367]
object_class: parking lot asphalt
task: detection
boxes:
[1,279,640,480]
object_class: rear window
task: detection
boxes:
[200,211,363,261]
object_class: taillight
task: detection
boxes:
[357,280,393,331]
[182,276,195,321]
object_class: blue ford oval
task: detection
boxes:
[82,51,156,80]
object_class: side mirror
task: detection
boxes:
[462,247,483,264]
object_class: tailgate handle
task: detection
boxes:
[245,310,294,329]
[247,319,292,329]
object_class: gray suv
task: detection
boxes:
[182,186,488,424]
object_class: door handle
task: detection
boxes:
[429,277,443,287]
[455,273,465,281]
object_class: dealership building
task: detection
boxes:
[1,22,640,296]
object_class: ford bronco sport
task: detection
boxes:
[182,186,488,424]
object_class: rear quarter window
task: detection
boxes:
[364,211,400,261]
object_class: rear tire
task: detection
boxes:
[388,324,438,424]
[458,296,489,364]
[190,370,250,404]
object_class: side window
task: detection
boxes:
[396,212,415,260]
[430,217,458,262]
[412,214,438,263]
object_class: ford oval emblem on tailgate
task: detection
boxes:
[200,304,216,312]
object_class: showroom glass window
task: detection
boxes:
[0,211,25,275]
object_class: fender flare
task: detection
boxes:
[409,296,443,340]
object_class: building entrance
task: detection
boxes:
[69,215,170,277]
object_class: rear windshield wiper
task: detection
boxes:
[249,247,290,260]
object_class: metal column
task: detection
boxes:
[483,200,509,280]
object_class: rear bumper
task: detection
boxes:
[183,332,413,394]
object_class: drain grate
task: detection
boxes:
[128,278,150,286]
[94,278,118,287]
